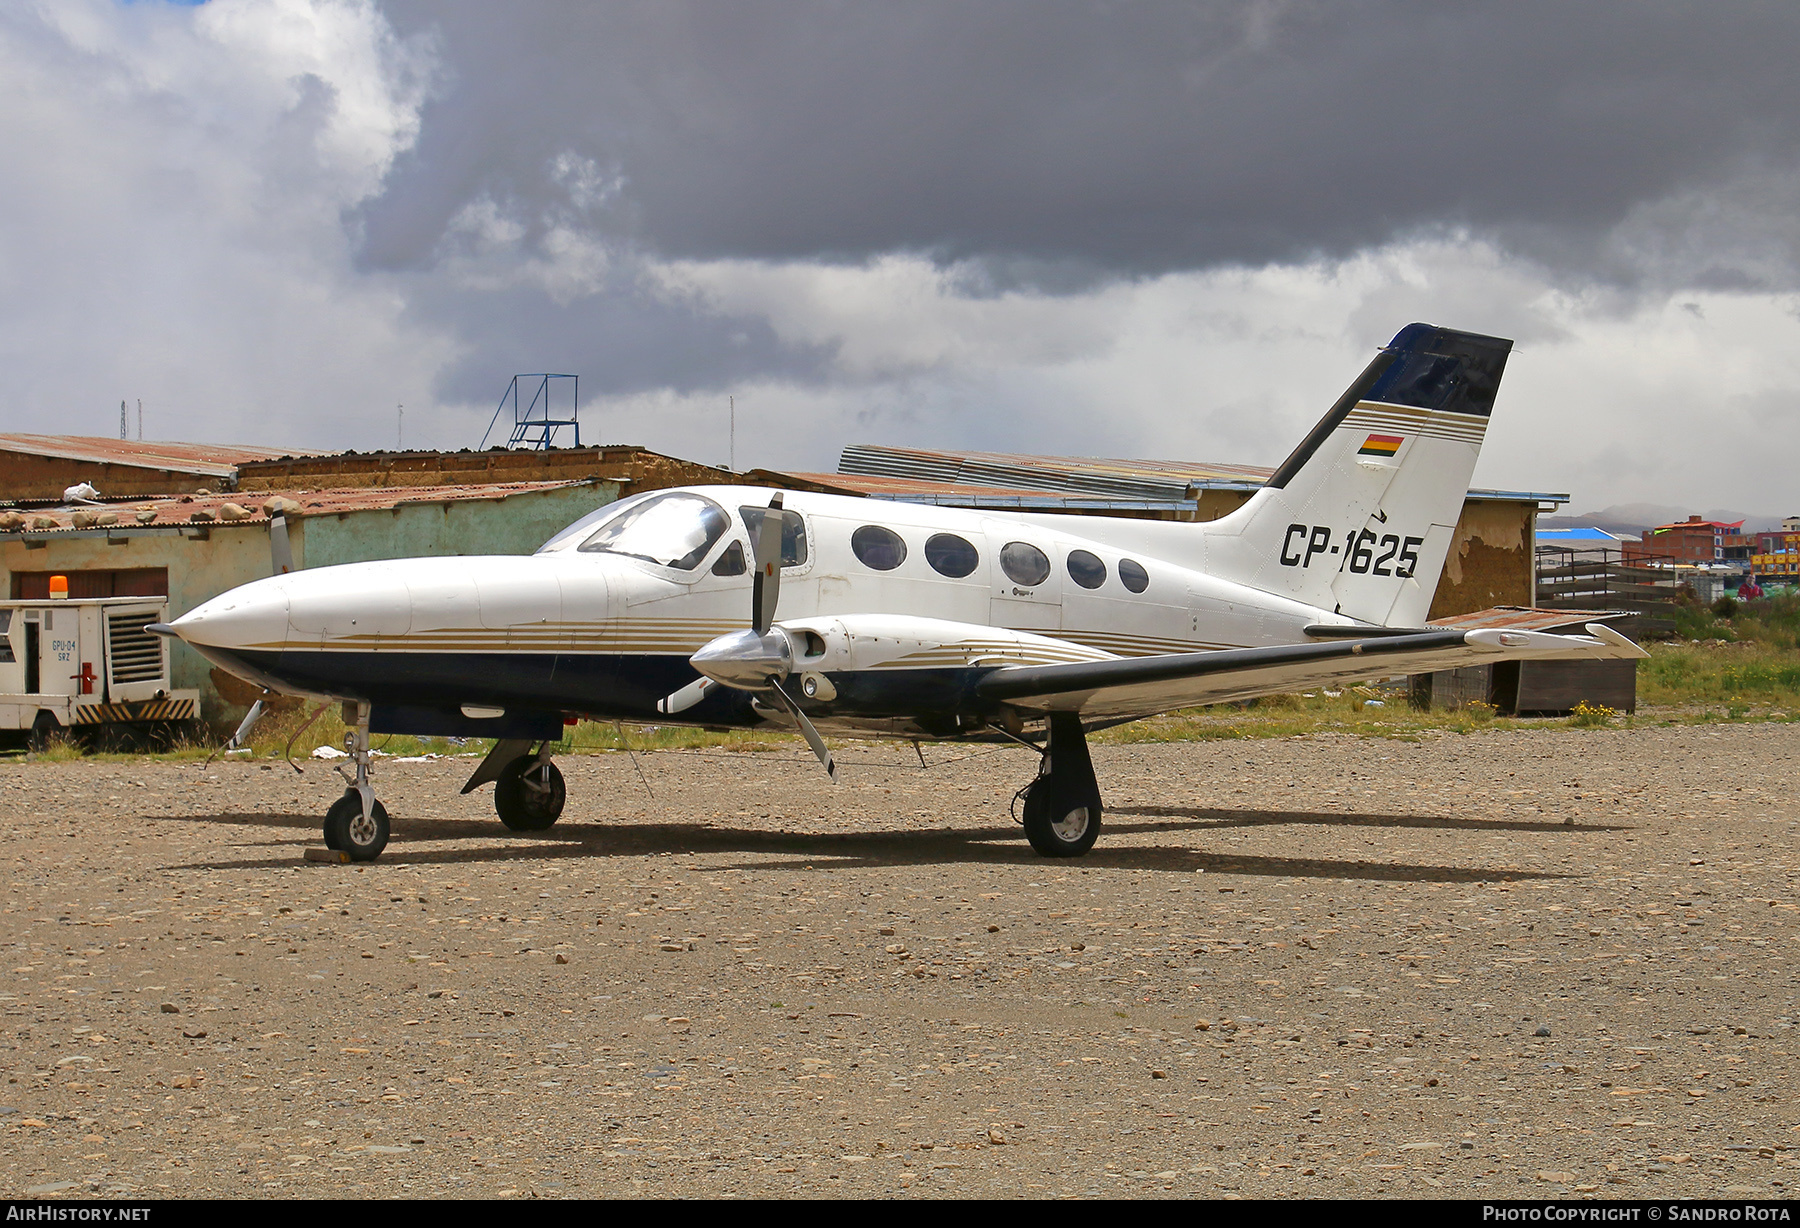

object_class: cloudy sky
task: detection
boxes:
[2,1,1797,513]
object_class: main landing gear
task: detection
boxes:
[1016,712,1103,857]
[461,738,566,833]
[323,700,389,861]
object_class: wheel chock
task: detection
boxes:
[303,847,351,864]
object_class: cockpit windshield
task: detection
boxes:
[575,492,729,570]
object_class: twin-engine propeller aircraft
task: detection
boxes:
[154,324,1644,861]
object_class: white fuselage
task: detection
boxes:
[168,485,1361,736]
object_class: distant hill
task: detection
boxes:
[1540,503,1786,538]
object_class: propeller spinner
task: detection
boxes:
[657,493,838,782]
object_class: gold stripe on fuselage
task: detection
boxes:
[242,620,1228,661]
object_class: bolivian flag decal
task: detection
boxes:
[1357,433,1404,457]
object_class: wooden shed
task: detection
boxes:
[1408,607,1639,715]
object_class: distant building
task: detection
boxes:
[1753,527,1800,580]
[1535,527,1631,544]
[1625,515,1753,566]
[0,435,296,500]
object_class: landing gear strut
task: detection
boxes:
[1018,712,1103,857]
[323,700,388,861]
[495,746,565,832]
[460,737,566,832]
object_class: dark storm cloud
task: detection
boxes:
[416,276,832,408]
[362,0,1800,280]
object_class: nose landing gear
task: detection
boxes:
[322,701,389,861]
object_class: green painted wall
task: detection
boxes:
[294,482,616,569]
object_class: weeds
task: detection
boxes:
[1672,592,1800,650]
[1566,700,1617,728]
[1638,641,1800,709]
[1098,688,1499,744]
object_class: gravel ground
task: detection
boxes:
[2,721,1798,1199]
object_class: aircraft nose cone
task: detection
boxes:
[169,578,290,650]
[690,627,793,690]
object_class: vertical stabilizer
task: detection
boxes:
[1202,323,1512,626]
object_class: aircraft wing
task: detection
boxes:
[973,624,1646,720]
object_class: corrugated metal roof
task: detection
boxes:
[839,444,1265,501]
[757,470,1194,511]
[0,434,298,476]
[838,444,1567,507]
[1647,518,1746,533]
[1537,527,1631,542]
[0,481,594,536]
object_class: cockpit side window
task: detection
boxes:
[576,492,730,570]
[711,540,747,576]
[737,506,809,567]
[536,492,658,553]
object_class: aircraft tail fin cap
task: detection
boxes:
[1204,323,1514,628]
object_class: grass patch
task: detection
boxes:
[1637,641,1800,711]
[1671,592,1800,649]
[226,708,796,763]
[556,720,793,754]
[1093,686,1503,744]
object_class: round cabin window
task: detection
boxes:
[1000,541,1051,587]
[924,533,979,578]
[1067,549,1107,590]
[1119,558,1149,593]
[850,524,908,571]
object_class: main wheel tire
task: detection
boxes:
[1021,778,1102,857]
[495,757,566,832]
[323,791,389,861]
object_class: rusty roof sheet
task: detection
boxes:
[0,434,301,476]
[1427,605,1631,632]
[0,480,595,535]
[755,469,1181,509]
[839,443,1269,500]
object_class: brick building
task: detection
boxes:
[1626,516,1753,566]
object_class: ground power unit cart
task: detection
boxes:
[0,597,199,748]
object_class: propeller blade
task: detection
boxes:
[657,675,717,715]
[751,492,784,635]
[768,678,839,783]
[270,513,294,575]
[228,699,266,751]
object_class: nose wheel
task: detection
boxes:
[321,700,390,861]
[324,790,390,860]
